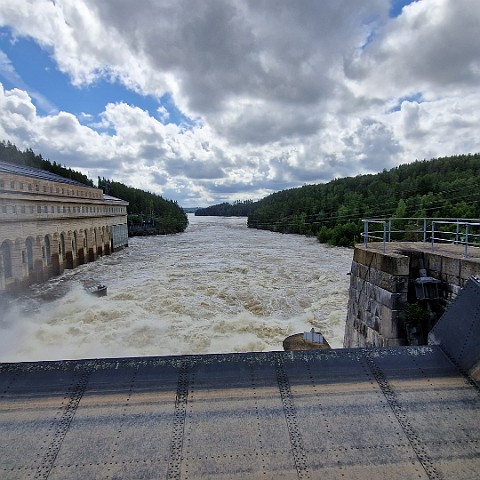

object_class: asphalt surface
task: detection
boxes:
[1,347,479,479]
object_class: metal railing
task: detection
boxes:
[362,218,480,257]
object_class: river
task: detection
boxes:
[0,215,353,362]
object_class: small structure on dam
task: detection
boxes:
[283,328,331,351]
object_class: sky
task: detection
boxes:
[0,0,479,208]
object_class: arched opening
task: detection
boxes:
[25,237,34,273]
[59,233,66,261]
[1,240,13,279]
[44,235,51,266]
[73,231,78,257]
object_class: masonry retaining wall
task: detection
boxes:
[343,243,480,348]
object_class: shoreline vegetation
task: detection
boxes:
[195,153,480,247]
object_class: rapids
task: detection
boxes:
[0,215,353,361]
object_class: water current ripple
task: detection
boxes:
[0,215,353,361]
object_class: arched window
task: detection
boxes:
[25,237,34,273]
[1,241,12,278]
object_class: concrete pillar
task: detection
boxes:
[51,252,62,276]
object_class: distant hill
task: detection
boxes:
[97,177,188,234]
[195,200,255,217]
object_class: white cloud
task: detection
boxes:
[0,0,479,207]
[389,92,480,160]
[345,0,480,97]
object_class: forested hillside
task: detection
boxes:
[0,140,188,234]
[98,178,188,234]
[195,200,255,217]
[247,153,480,246]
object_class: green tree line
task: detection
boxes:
[0,140,188,234]
[98,178,188,234]
[195,199,255,217]
[248,153,480,246]
[199,153,480,247]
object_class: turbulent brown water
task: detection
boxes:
[0,215,353,362]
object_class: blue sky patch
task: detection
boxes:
[0,28,192,130]
[159,93,196,130]
[389,92,424,112]
[389,0,417,18]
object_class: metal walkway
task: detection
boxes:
[1,347,479,479]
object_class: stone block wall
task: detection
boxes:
[344,247,409,348]
[423,251,477,302]
[344,244,480,348]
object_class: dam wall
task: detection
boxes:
[344,242,480,348]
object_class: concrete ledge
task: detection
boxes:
[354,246,410,276]
[351,261,409,293]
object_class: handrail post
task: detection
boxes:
[383,222,386,254]
[431,221,435,252]
[362,218,476,255]
[364,220,368,248]
[465,224,469,258]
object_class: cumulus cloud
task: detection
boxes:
[0,0,479,207]
[345,0,480,96]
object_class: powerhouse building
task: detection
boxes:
[0,161,128,293]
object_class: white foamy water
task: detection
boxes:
[0,215,353,362]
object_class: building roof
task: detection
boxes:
[0,161,95,189]
[103,194,128,204]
